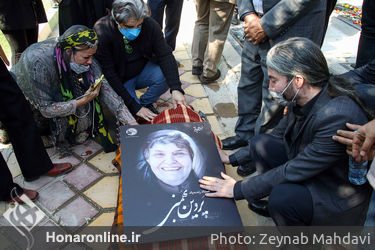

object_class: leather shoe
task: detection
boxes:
[248,200,270,217]
[192,66,203,75]
[45,163,73,177]
[222,135,248,150]
[7,188,38,204]
[24,163,73,182]
[237,162,256,176]
[198,70,221,84]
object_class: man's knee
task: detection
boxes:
[268,184,313,226]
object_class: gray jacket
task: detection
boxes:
[238,0,327,45]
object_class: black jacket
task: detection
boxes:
[58,0,113,35]
[233,85,372,225]
[0,0,47,30]
[94,15,183,115]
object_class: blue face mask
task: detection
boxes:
[120,27,141,41]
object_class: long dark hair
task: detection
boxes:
[266,37,373,118]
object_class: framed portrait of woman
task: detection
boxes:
[120,122,242,242]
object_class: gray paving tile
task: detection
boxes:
[43,220,58,226]
[38,181,75,212]
[72,140,102,159]
[54,197,98,227]
[14,174,55,191]
[184,95,197,105]
[64,164,102,191]
[0,205,46,226]
[51,153,81,166]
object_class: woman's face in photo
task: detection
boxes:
[147,142,193,186]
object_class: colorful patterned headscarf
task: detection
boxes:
[59,29,98,50]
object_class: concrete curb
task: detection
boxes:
[38,7,59,41]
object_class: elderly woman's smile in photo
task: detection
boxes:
[147,142,193,186]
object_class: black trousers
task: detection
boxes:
[249,134,314,226]
[2,28,38,65]
[356,0,375,68]
[0,61,53,201]
[147,0,184,51]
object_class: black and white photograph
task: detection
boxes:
[120,123,242,230]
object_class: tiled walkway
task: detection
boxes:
[0,42,271,234]
[1,0,361,239]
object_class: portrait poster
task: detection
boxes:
[120,122,242,243]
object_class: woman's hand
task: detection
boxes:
[199,172,236,198]
[76,83,101,107]
[136,107,157,121]
[171,90,187,108]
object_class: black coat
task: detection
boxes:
[94,15,183,114]
[0,0,47,30]
[58,0,113,35]
[235,85,372,225]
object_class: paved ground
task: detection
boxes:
[0,0,363,241]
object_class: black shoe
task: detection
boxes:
[248,200,270,217]
[222,135,248,150]
[192,66,203,75]
[199,70,221,84]
[145,104,159,115]
[237,162,256,176]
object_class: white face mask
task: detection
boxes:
[269,77,300,106]
[70,62,90,74]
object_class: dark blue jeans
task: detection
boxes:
[123,61,169,106]
[147,0,184,51]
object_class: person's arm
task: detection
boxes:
[23,57,81,118]
[95,72,137,125]
[333,120,375,162]
[239,98,368,202]
[238,0,256,21]
[201,98,368,202]
[356,120,375,161]
[259,0,317,40]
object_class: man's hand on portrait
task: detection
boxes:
[243,13,268,45]
[171,90,188,109]
[199,172,236,198]
[136,107,157,121]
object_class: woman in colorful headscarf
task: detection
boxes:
[11,25,137,154]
